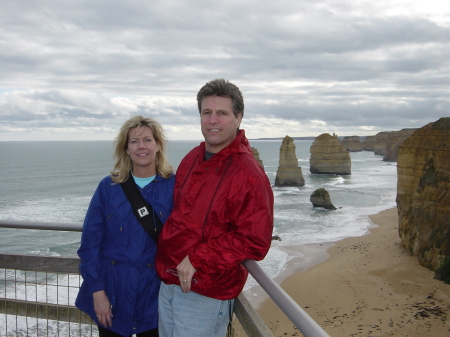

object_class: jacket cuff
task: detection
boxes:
[188,248,202,271]
[88,281,106,294]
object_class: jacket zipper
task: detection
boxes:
[201,156,233,243]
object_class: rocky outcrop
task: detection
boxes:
[383,129,418,162]
[310,188,336,210]
[342,136,363,152]
[363,136,375,151]
[251,147,264,168]
[374,132,390,156]
[275,136,305,187]
[396,117,450,278]
[310,133,351,175]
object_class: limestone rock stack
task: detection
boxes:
[310,133,351,175]
[310,188,336,210]
[396,117,450,277]
[342,136,363,152]
[275,136,305,187]
[383,128,418,162]
[251,147,264,168]
[363,136,375,151]
[374,132,390,156]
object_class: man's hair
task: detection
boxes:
[110,115,173,183]
[197,79,244,118]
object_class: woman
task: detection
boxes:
[76,116,174,337]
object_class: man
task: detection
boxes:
[156,79,274,337]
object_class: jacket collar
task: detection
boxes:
[199,129,251,159]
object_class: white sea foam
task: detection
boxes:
[0,196,90,223]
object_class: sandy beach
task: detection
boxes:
[257,207,450,336]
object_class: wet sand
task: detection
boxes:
[257,207,450,336]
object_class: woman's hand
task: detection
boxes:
[176,255,197,293]
[93,290,113,327]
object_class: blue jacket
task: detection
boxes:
[76,174,175,336]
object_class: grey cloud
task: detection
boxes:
[0,0,448,140]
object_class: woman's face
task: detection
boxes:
[126,126,159,177]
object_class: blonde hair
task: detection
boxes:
[110,115,173,183]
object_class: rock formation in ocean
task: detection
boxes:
[363,135,375,151]
[396,117,450,280]
[341,136,363,152]
[310,188,336,210]
[275,136,305,187]
[383,128,418,162]
[374,132,390,156]
[309,133,351,175]
[251,147,264,168]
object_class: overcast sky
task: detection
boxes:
[0,0,448,141]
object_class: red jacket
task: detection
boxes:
[156,130,274,300]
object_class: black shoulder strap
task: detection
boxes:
[120,175,163,242]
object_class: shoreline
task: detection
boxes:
[256,207,450,336]
[244,242,334,308]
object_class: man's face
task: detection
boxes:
[200,96,243,153]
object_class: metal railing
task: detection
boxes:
[243,260,330,337]
[0,254,97,336]
[0,220,330,337]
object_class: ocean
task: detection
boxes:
[0,139,397,300]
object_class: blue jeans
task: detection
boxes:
[158,282,234,337]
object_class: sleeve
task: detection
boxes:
[189,171,274,274]
[77,181,108,294]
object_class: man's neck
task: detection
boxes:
[205,151,216,161]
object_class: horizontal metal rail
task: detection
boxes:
[0,253,80,273]
[0,220,82,232]
[0,220,330,337]
[1,298,93,324]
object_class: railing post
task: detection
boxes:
[233,293,273,336]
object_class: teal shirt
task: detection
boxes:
[132,173,156,188]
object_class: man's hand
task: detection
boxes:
[177,255,197,293]
[93,290,113,327]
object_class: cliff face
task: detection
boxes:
[310,133,351,175]
[383,129,418,162]
[342,136,363,152]
[374,132,390,156]
[275,136,305,187]
[251,147,264,168]
[396,117,450,274]
[363,135,375,151]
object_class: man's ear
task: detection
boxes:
[237,113,243,128]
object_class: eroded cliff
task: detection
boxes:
[251,147,264,168]
[374,132,390,156]
[383,129,418,162]
[342,136,363,152]
[310,133,351,175]
[363,135,375,151]
[396,117,450,277]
